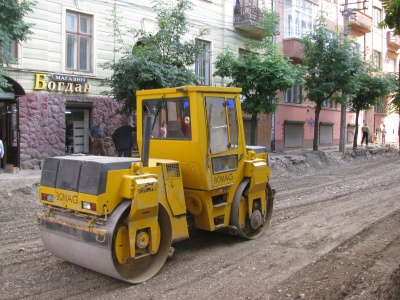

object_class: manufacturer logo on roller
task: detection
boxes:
[55,191,78,204]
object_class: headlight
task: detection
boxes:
[82,201,97,211]
[212,154,238,174]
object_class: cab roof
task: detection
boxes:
[136,86,242,97]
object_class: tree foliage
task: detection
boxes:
[0,0,36,91]
[380,0,400,34]
[214,10,298,145]
[301,18,362,151]
[348,62,397,148]
[102,0,206,113]
[388,90,400,114]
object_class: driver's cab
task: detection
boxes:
[136,86,246,191]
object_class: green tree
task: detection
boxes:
[301,18,362,151]
[380,0,400,35]
[214,10,298,145]
[0,0,36,91]
[102,0,206,113]
[348,62,397,148]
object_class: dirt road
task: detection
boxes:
[1,147,399,300]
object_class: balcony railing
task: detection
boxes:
[348,11,372,33]
[233,4,265,37]
[387,31,400,49]
[282,39,304,63]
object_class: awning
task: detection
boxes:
[0,76,26,100]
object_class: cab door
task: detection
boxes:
[205,95,243,188]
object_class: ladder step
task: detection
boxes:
[213,202,228,208]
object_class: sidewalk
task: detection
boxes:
[0,168,42,180]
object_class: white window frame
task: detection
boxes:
[373,51,381,69]
[65,10,93,73]
[373,7,381,27]
[195,39,211,86]
[388,57,396,73]
[284,0,318,39]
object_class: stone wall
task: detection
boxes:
[18,93,125,169]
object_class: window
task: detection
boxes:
[388,57,396,73]
[66,11,92,72]
[350,41,361,53]
[373,51,381,69]
[143,97,191,140]
[238,48,260,60]
[206,97,238,155]
[375,98,386,114]
[285,85,301,103]
[373,7,381,27]
[239,48,251,59]
[284,0,318,38]
[322,100,335,108]
[195,40,211,85]
[1,37,17,62]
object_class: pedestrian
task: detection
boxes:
[381,124,386,145]
[361,123,369,146]
[89,119,106,156]
[112,120,135,157]
[0,136,4,172]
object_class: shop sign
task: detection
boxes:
[34,73,91,93]
[51,74,88,83]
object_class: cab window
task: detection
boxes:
[205,97,238,154]
[143,97,191,140]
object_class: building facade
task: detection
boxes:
[275,0,400,149]
[1,0,399,169]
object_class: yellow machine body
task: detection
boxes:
[37,86,274,284]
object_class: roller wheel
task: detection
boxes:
[112,204,172,283]
[230,180,274,239]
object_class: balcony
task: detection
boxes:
[233,4,265,38]
[387,31,400,50]
[283,38,304,64]
[348,11,372,34]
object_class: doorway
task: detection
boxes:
[284,121,304,148]
[0,101,19,168]
[65,108,90,154]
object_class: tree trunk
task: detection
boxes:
[313,103,321,151]
[250,113,258,146]
[353,110,360,149]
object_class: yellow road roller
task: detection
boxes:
[37,86,275,283]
